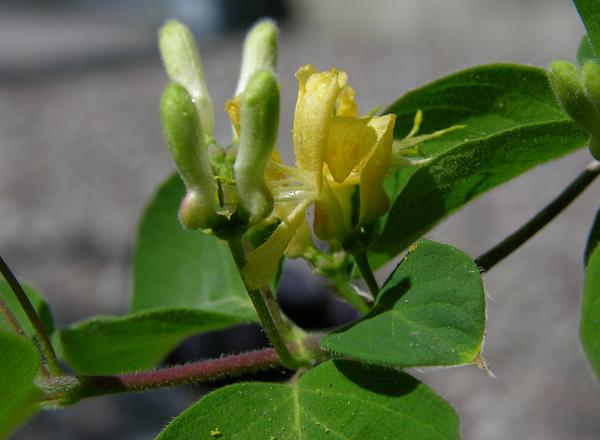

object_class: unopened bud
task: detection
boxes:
[159,20,214,139]
[235,20,278,96]
[549,60,600,138]
[234,71,279,224]
[161,83,217,228]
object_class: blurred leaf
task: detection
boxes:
[0,280,54,337]
[372,64,587,261]
[574,0,600,57]
[581,243,600,379]
[130,174,256,322]
[0,331,42,439]
[157,360,459,440]
[323,241,485,367]
[578,36,598,65]
[58,308,241,374]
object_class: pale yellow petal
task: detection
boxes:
[243,200,310,289]
[293,65,346,190]
[336,86,358,117]
[284,220,314,258]
[324,116,375,183]
[359,114,396,225]
[313,176,352,241]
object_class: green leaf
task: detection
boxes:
[581,243,600,379]
[323,241,485,368]
[574,0,600,57]
[130,173,255,322]
[0,280,54,337]
[157,360,459,440]
[0,331,42,438]
[58,307,241,374]
[372,64,587,260]
[578,36,598,66]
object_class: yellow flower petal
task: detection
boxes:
[293,65,346,190]
[324,116,375,183]
[225,96,241,137]
[313,175,353,241]
[358,114,395,224]
[243,199,310,289]
[336,85,358,117]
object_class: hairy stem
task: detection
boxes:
[353,251,380,297]
[227,238,303,369]
[57,347,282,403]
[476,160,600,271]
[0,255,62,376]
[332,276,372,314]
[50,336,325,404]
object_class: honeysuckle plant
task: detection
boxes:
[3,1,600,438]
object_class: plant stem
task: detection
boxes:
[353,251,380,297]
[50,335,325,404]
[0,295,26,336]
[227,238,302,369]
[476,160,600,271]
[332,276,372,314]
[55,347,282,403]
[0,254,62,376]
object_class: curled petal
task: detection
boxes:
[325,116,375,183]
[293,65,346,190]
[358,114,396,225]
[336,85,358,117]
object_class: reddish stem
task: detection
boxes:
[62,347,283,403]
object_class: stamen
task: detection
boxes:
[405,110,423,139]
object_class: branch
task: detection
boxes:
[58,347,282,403]
[476,160,600,271]
[0,254,62,376]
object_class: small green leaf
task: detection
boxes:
[58,308,242,374]
[574,0,600,57]
[372,64,587,260]
[157,360,459,440]
[130,174,256,322]
[581,243,600,380]
[0,331,42,438]
[0,280,54,337]
[323,241,485,367]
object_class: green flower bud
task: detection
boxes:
[583,61,600,108]
[234,71,279,224]
[548,60,600,138]
[235,20,278,96]
[159,20,214,140]
[582,61,600,159]
[161,83,217,228]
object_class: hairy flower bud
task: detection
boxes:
[582,61,600,160]
[549,60,600,160]
[159,20,215,140]
[235,20,278,96]
[161,83,217,229]
[234,71,279,224]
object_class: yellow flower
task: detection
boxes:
[241,65,396,288]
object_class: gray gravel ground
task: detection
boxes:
[2,0,600,438]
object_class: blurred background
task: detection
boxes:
[1,0,599,438]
